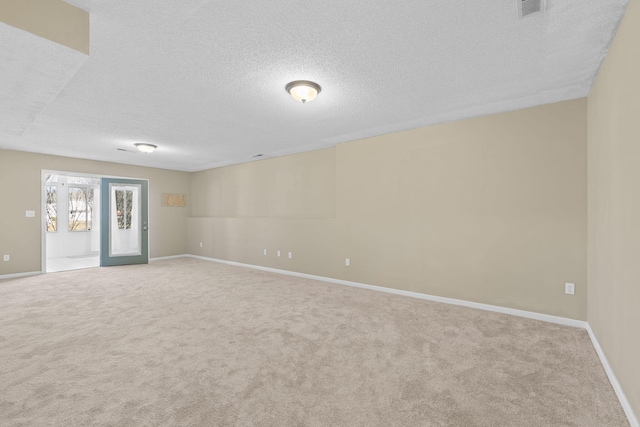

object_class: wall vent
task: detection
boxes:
[518,0,545,19]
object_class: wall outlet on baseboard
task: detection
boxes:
[3,255,9,262]
[565,282,575,295]
[199,242,203,247]
[288,252,292,259]
[277,250,281,257]
[345,258,350,267]
[263,249,267,255]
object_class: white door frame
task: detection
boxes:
[40,170,150,273]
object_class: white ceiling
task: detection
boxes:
[0,0,629,172]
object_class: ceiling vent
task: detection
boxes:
[518,0,545,18]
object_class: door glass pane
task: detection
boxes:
[115,190,125,229]
[110,184,141,256]
[125,190,132,229]
[115,190,134,230]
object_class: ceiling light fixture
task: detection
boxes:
[285,80,321,103]
[134,143,157,153]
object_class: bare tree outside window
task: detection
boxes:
[87,188,94,230]
[46,186,57,232]
[125,190,132,229]
[69,187,94,231]
[115,189,133,229]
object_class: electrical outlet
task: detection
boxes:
[263,249,267,255]
[277,250,281,257]
[288,252,292,259]
[345,258,350,267]
[199,242,203,247]
[3,255,9,262]
[565,282,575,295]
[25,210,35,218]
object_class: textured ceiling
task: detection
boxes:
[0,0,629,172]
[0,23,87,145]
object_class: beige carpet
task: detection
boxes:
[0,258,629,426]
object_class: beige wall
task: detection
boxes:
[588,0,640,419]
[0,149,190,275]
[189,99,587,320]
[191,149,336,219]
[0,0,89,54]
[189,148,340,278]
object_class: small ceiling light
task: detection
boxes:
[134,143,157,153]
[285,80,321,103]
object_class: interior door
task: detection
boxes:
[100,178,149,266]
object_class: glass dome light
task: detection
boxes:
[285,80,321,103]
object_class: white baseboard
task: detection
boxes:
[186,255,586,328]
[586,325,639,427]
[4,254,636,426]
[150,254,190,262]
[0,271,42,280]
[184,254,637,427]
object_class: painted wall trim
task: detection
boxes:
[0,271,41,280]
[586,324,640,427]
[186,255,587,328]
[7,254,630,425]
[150,254,190,262]
[181,255,637,426]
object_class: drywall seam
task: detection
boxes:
[586,324,640,427]
[186,255,587,328]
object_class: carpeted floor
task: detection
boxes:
[0,258,629,426]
